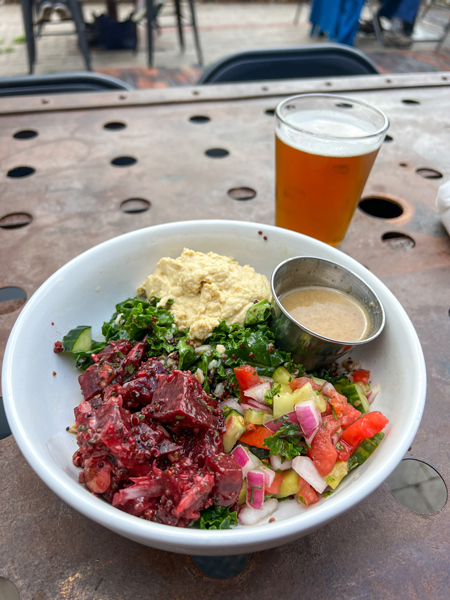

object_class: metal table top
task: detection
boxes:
[1,72,449,599]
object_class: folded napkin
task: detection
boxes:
[436,180,450,237]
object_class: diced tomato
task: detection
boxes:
[290,377,322,391]
[340,404,361,429]
[335,439,354,462]
[238,425,270,449]
[340,411,389,453]
[308,425,337,476]
[322,414,341,436]
[265,471,282,495]
[322,384,348,419]
[297,476,319,506]
[234,365,262,401]
[352,369,371,385]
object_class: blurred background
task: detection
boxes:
[0,0,449,88]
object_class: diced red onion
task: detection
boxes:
[292,456,327,494]
[213,381,226,398]
[195,344,212,355]
[367,383,380,405]
[321,382,336,397]
[331,432,342,446]
[218,398,243,415]
[264,410,299,433]
[259,465,276,489]
[295,400,322,444]
[231,445,254,478]
[244,381,272,404]
[245,398,272,413]
[246,470,266,509]
[269,454,292,471]
[238,498,278,526]
[259,376,274,383]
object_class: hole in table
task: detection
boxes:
[0,576,20,600]
[111,156,137,167]
[261,86,269,92]
[228,187,256,201]
[387,459,447,515]
[104,121,127,130]
[324,81,332,86]
[120,198,151,213]
[13,129,38,140]
[192,90,200,96]
[0,398,12,440]
[335,102,353,109]
[385,78,392,83]
[359,197,403,219]
[384,135,393,143]
[189,115,210,124]
[399,162,408,167]
[381,231,415,250]
[401,99,420,105]
[205,148,229,158]
[415,168,443,179]
[0,286,27,315]
[7,166,35,178]
[265,108,275,116]
[191,554,252,578]
[0,212,33,229]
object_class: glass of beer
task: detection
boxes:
[275,94,389,247]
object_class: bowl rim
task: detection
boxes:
[2,220,427,554]
[271,255,386,345]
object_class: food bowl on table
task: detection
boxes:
[2,220,426,556]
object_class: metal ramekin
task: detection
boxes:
[271,256,385,371]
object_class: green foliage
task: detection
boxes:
[264,415,307,462]
[190,505,238,530]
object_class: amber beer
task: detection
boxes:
[275,95,389,247]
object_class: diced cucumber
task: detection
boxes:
[272,367,293,385]
[244,409,272,425]
[273,392,295,418]
[278,383,293,395]
[62,326,92,353]
[223,410,246,453]
[274,469,299,498]
[314,392,327,413]
[324,461,348,489]
[237,480,247,506]
[311,376,327,387]
[292,382,315,404]
[333,377,352,394]
[341,383,370,413]
[348,432,385,471]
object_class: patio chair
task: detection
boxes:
[136,0,204,67]
[20,0,91,74]
[198,44,380,85]
[0,72,132,97]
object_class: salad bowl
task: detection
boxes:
[2,220,426,556]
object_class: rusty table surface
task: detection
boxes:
[1,72,450,600]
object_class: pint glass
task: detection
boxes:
[275,94,389,247]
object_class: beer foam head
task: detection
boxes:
[276,109,385,158]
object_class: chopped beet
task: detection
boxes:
[53,341,64,353]
[205,453,243,506]
[147,371,218,430]
[72,343,239,528]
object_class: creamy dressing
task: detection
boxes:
[280,286,370,341]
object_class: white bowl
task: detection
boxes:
[2,220,426,556]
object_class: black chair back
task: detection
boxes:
[198,44,380,84]
[0,73,132,97]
